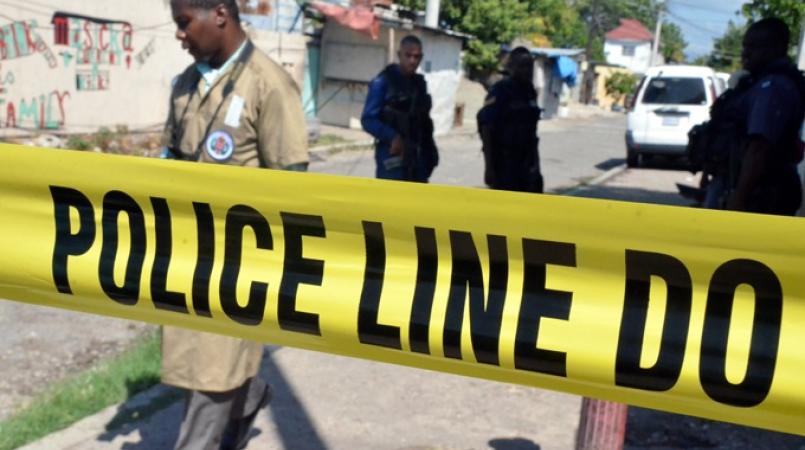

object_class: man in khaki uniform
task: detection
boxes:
[162,1,308,449]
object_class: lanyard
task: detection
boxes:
[170,41,254,161]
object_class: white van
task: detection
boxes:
[626,65,723,167]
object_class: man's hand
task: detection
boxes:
[389,135,404,156]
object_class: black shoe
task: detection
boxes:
[220,384,272,450]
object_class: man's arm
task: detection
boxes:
[257,81,309,170]
[361,76,402,155]
[477,87,502,186]
[727,137,768,210]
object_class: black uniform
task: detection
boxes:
[478,77,543,193]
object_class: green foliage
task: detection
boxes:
[605,71,638,105]
[526,0,587,48]
[93,126,117,151]
[401,0,691,75]
[742,0,805,54]
[708,20,746,72]
[661,22,687,63]
[65,135,91,151]
[0,332,166,450]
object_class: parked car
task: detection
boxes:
[625,65,723,167]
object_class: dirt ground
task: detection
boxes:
[0,301,153,421]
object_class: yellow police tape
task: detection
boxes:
[1,144,804,436]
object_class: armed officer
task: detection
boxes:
[361,35,439,182]
[478,46,543,193]
[706,18,805,215]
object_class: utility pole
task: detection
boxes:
[582,0,601,104]
[798,16,805,70]
[425,0,441,28]
[649,2,664,67]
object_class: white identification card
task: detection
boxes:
[224,95,245,127]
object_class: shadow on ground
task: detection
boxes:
[570,184,694,207]
[92,347,327,450]
[262,346,328,450]
[595,158,626,171]
[489,437,542,450]
[625,407,805,450]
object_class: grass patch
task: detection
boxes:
[0,331,163,450]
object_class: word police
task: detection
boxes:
[50,185,783,408]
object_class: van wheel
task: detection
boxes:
[626,150,640,168]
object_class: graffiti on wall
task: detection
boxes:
[52,12,134,70]
[0,11,154,130]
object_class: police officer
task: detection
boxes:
[162,1,308,449]
[361,35,439,182]
[720,18,805,215]
[478,47,543,193]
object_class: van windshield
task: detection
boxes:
[642,77,706,105]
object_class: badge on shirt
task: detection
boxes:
[224,95,245,127]
[205,130,235,162]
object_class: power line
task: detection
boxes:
[0,0,176,35]
[665,10,720,37]
[668,0,740,16]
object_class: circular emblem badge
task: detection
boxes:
[205,130,235,162]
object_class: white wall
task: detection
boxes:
[603,40,652,74]
[317,22,462,134]
[0,1,304,136]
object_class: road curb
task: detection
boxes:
[308,127,479,158]
[561,164,628,196]
[309,139,375,156]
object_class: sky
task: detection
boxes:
[663,0,748,59]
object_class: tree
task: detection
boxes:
[458,0,532,76]
[708,20,745,72]
[660,22,687,63]
[396,0,532,78]
[525,0,587,49]
[741,0,804,54]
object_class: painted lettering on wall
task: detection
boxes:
[2,90,70,129]
[135,38,156,68]
[52,12,134,69]
[1,10,155,129]
[0,20,38,61]
[76,68,110,91]
[0,63,14,95]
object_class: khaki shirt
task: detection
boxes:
[161,40,308,392]
[162,40,308,168]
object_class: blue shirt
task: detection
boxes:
[741,59,803,150]
[361,67,399,144]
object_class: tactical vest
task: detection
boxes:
[378,64,438,180]
[379,64,431,142]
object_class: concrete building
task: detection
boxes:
[0,0,305,136]
[530,48,583,119]
[309,3,466,135]
[603,19,656,75]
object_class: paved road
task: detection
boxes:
[311,115,628,192]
